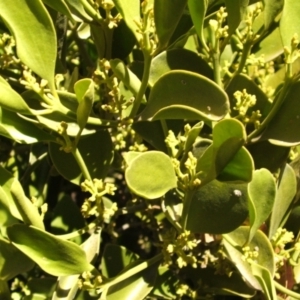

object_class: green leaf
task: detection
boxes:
[42,0,74,21]
[112,0,141,41]
[74,79,94,130]
[280,0,300,49]
[263,0,284,30]
[52,232,101,299]
[247,169,276,244]
[225,0,249,35]
[188,0,208,49]
[186,180,248,234]
[251,262,277,300]
[151,265,178,299]
[269,164,297,239]
[0,0,57,94]
[49,130,114,185]
[259,81,300,146]
[184,266,256,298]
[223,226,275,290]
[102,244,139,278]
[196,119,253,183]
[110,59,146,104]
[149,49,213,86]
[154,0,188,52]
[132,120,184,152]
[0,280,10,300]
[0,235,34,281]
[125,151,177,199]
[0,109,56,144]
[10,178,45,230]
[225,74,271,119]
[140,70,229,121]
[247,141,290,173]
[64,0,93,22]
[184,122,204,153]
[0,80,31,114]
[253,27,284,62]
[7,224,92,276]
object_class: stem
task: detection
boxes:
[181,189,197,230]
[129,51,152,118]
[274,281,300,299]
[71,147,92,181]
[234,40,252,76]
[57,220,99,239]
[80,0,102,22]
[98,253,163,291]
[247,76,293,142]
[212,51,222,87]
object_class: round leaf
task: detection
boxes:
[7,224,92,276]
[140,70,229,121]
[125,151,177,199]
[185,180,248,234]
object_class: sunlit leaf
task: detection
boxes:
[280,0,300,49]
[140,70,229,121]
[7,224,93,276]
[269,164,297,239]
[125,151,177,199]
[223,226,275,290]
[0,0,57,93]
[43,0,74,21]
[263,0,284,30]
[112,0,140,41]
[149,49,213,86]
[247,169,276,243]
[225,0,249,35]
[0,235,34,281]
[74,79,94,130]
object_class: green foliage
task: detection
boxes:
[1,1,300,299]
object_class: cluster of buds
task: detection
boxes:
[163,230,200,269]
[81,178,117,221]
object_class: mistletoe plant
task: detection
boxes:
[1,0,300,299]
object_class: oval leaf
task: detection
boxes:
[247,169,276,243]
[0,80,31,114]
[223,226,275,290]
[186,180,248,234]
[280,0,300,49]
[0,0,57,93]
[140,70,229,121]
[269,164,297,239]
[259,81,300,146]
[149,49,213,86]
[113,0,140,41]
[125,151,177,199]
[154,0,188,52]
[7,224,92,276]
[0,235,34,281]
[74,79,94,130]
[50,130,114,185]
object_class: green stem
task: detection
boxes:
[234,40,253,76]
[57,220,99,239]
[71,147,92,181]
[80,0,102,22]
[212,51,222,87]
[181,189,197,230]
[247,76,293,142]
[98,253,163,291]
[129,51,152,118]
[274,281,300,299]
